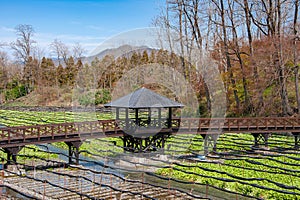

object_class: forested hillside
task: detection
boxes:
[0,0,299,118]
[154,0,300,117]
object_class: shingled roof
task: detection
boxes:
[104,87,184,108]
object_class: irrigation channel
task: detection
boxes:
[0,132,299,199]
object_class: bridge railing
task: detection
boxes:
[0,120,123,143]
[0,117,300,145]
[176,117,300,132]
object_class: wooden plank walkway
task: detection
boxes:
[0,117,299,147]
[176,117,300,133]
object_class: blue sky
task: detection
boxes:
[0,0,164,57]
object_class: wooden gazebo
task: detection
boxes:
[104,87,184,152]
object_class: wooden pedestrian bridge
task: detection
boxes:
[0,117,299,165]
[0,117,300,147]
[0,88,299,165]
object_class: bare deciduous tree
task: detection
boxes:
[50,39,70,65]
[72,42,86,60]
[10,24,36,64]
[212,0,241,112]
[154,0,213,113]
[228,0,253,113]
[0,51,9,67]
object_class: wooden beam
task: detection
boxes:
[158,108,162,128]
[135,109,139,125]
[65,141,82,165]
[3,146,23,167]
[168,108,172,128]
[293,133,299,149]
[125,108,129,129]
[116,108,120,120]
[148,108,152,126]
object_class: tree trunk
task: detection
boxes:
[242,0,264,114]
[178,0,187,79]
[220,0,240,112]
[229,0,252,114]
[293,0,300,113]
[275,0,292,115]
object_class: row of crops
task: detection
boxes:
[0,109,113,127]
[1,143,206,199]
[159,133,300,199]
[0,109,299,199]
[4,133,296,199]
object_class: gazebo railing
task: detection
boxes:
[116,118,172,130]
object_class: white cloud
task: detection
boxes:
[86,25,103,31]
[56,34,106,41]
[70,21,82,25]
[0,26,15,32]
[0,26,16,46]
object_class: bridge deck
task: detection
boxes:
[0,117,299,147]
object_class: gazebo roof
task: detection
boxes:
[104,87,184,109]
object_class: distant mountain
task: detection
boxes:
[83,44,156,63]
[50,45,157,66]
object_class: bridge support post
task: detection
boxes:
[251,133,270,148]
[201,134,218,155]
[65,141,82,165]
[263,133,270,147]
[293,133,299,149]
[252,133,259,147]
[3,146,23,169]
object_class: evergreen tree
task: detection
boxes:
[141,50,149,64]
[23,56,39,92]
[56,64,65,87]
[65,56,76,87]
[149,50,156,63]
[40,57,56,87]
[130,51,140,67]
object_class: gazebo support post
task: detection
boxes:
[148,108,152,127]
[168,107,172,129]
[135,109,139,125]
[116,108,120,120]
[158,108,162,128]
[125,108,129,130]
